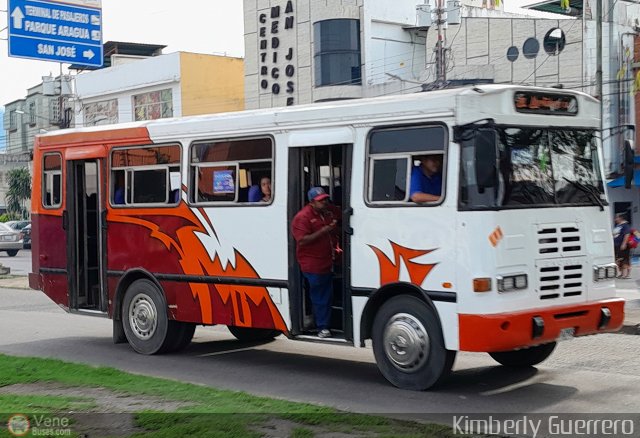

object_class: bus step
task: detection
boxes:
[294,334,351,345]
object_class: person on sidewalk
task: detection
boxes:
[291,187,338,338]
[613,213,632,279]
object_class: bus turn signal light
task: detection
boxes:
[473,278,492,292]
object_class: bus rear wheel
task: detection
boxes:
[122,279,171,355]
[372,295,456,391]
[228,326,280,342]
[489,342,556,367]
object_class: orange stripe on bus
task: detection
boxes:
[37,127,151,148]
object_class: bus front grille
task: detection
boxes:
[537,225,582,256]
[537,263,584,300]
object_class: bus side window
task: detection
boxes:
[367,125,446,205]
[110,144,181,207]
[190,137,273,205]
[43,153,63,208]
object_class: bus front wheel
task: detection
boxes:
[372,295,456,391]
[489,342,556,367]
[228,326,280,342]
[122,279,171,355]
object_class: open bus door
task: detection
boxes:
[65,158,108,314]
[288,144,353,341]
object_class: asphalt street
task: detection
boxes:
[0,249,31,276]
[0,287,639,415]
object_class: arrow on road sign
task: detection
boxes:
[83,49,95,59]
[11,7,25,30]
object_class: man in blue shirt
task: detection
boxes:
[409,154,443,203]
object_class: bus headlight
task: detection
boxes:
[497,274,528,292]
[593,264,617,282]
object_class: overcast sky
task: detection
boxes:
[0,0,551,108]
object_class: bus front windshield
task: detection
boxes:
[460,127,607,210]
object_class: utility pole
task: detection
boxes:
[435,0,446,84]
[596,0,603,136]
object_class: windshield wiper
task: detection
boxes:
[562,177,604,211]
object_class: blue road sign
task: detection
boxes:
[8,0,103,67]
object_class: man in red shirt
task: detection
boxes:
[291,187,338,338]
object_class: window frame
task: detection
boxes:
[313,19,362,87]
[365,123,448,208]
[28,102,36,126]
[109,143,183,209]
[188,135,275,207]
[42,152,63,209]
[9,110,18,131]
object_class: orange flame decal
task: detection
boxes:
[368,241,438,286]
[109,200,287,332]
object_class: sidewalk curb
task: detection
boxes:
[0,276,30,290]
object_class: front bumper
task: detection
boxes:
[458,298,625,352]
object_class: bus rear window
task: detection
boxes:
[42,153,62,208]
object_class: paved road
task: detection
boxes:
[0,249,31,276]
[1,287,639,416]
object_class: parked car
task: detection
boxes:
[0,223,22,257]
[21,224,31,249]
[5,220,30,231]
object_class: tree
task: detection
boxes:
[6,168,31,220]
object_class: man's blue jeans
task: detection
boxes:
[303,272,333,330]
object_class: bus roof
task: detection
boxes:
[36,84,599,149]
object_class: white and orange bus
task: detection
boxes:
[30,85,624,390]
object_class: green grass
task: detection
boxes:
[0,354,459,437]
[0,394,94,413]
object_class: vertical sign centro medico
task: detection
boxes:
[8,0,103,67]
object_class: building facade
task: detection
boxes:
[244,0,640,228]
[2,77,72,154]
[74,52,244,127]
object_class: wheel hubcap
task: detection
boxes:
[128,293,157,340]
[383,313,429,371]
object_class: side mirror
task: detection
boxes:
[624,139,634,189]
[475,129,498,189]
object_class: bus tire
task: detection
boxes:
[166,322,196,352]
[489,342,556,367]
[372,295,456,391]
[122,279,171,355]
[227,326,280,342]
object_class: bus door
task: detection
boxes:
[288,144,353,341]
[66,159,107,314]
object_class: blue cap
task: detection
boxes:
[308,187,329,202]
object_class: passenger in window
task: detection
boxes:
[113,172,125,205]
[260,176,272,202]
[409,154,443,203]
